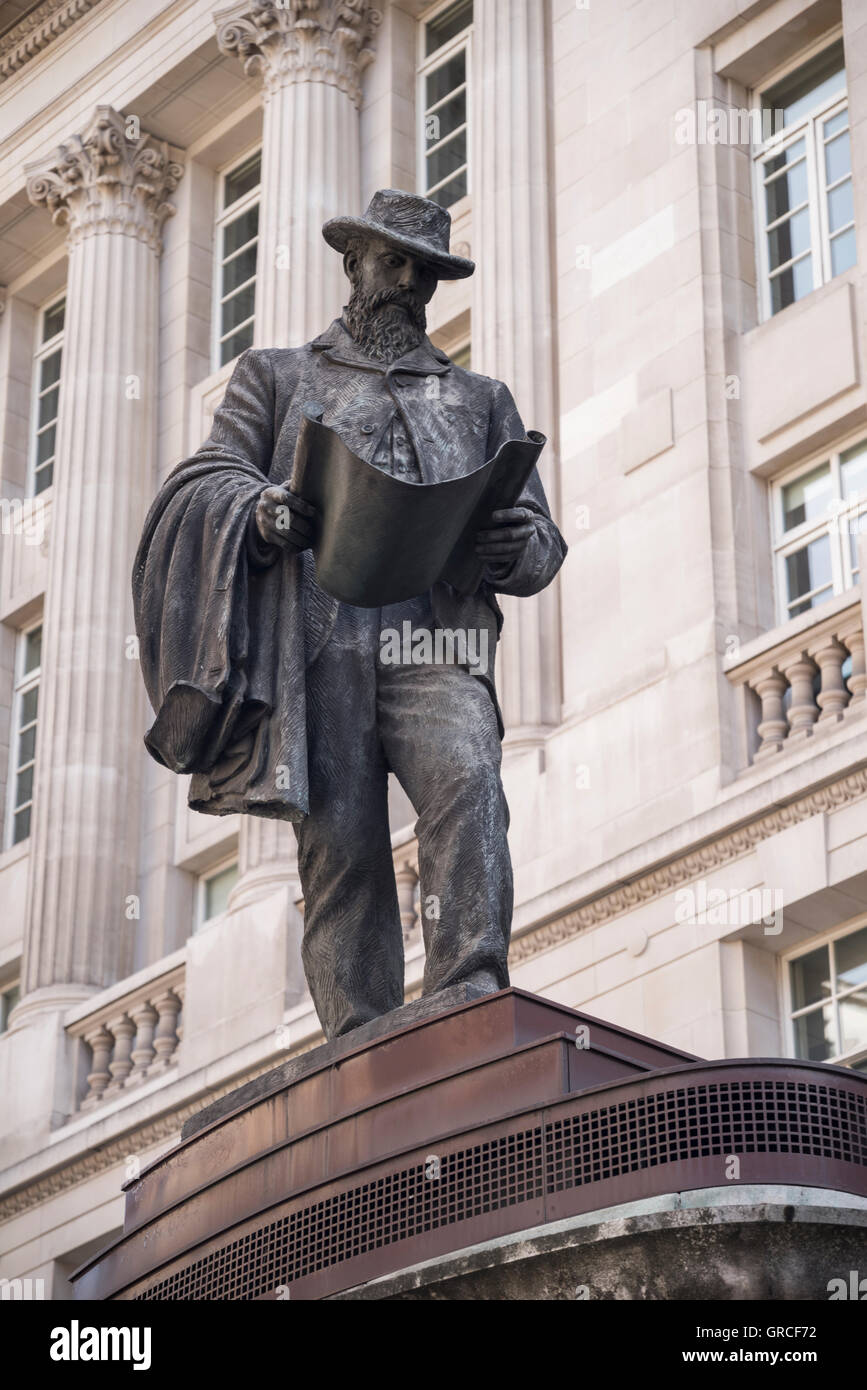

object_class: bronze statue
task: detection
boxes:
[133,190,566,1040]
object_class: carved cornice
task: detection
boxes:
[25,106,184,254]
[509,767,867,965]
[215,0,381,107]
[0,0,104,82]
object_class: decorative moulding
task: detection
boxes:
[0,0,104,82]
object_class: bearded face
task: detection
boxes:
[342,239,435,364]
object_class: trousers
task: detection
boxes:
[294,593,513,1039]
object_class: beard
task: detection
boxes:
[343,285,428,364]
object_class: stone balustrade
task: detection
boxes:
[66,962,185,1111]
[725,593,866,763]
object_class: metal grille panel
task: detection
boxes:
[135,1078,867,1300]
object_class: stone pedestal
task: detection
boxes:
[71,988,867,1301]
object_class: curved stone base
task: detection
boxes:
[330,1186,867,1300]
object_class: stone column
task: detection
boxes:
[471,0,562,744]
[216,0,380,942]
[216,0,381,349]
[19,108,182,1010]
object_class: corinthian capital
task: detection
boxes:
[215,0,381,107]
[25,106,184,253]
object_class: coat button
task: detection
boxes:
[361,424,376,435]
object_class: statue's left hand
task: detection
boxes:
[475,508,536,568]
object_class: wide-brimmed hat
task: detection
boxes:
[323,189,475,281]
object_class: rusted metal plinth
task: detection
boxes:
[71,987,867,1301]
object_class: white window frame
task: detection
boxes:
[212,147,261,372]
[783,917,867,1071]
[751,29,853,322]
[417,0,473,209]
[5,621,42,849]
[28,294,65,498]
[195,854,239,931]
[771,432,867,624]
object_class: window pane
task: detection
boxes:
[764,154,807,223]
[36,423,56,466]
[17,725,36,766]
[793,1002,835,1061]
[38,384,59,430]
[16,765,33,806]
[222,284,256,335]
[830,226,857,277]
[427,169,468,209]
[204,863,238,920]
[23,627,42,674]
[220,323,254,367]
[426,130,467,190]
[20,686,38,725]
[424,89,466,147]
[767,207,811,271]
[782,463,832,530]
[836,926,867,990]
[222,243,258,297]
[790,944,831,1009]
[824,109,849,139]
[224,152,261,209]
[425,50,465,110]
[839,991,867,1056]
[841,441,867,501]
[223,206,259,260]
[13,806,30,844]
[850,527,861,580]
[824,128,851,185]
[770,254,813,313]
[39,348,62,392]
[34,463,53,495]
[425,0,472,57]
[827,179,854,234]
[761,40,845,134]
[42,299,65,342]
[786,534,832,613]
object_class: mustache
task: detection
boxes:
[368,287,426,317]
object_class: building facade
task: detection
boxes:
[1,0,866,1297]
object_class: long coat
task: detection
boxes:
[132,320,567,821]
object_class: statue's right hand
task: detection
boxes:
[255,486,318,553]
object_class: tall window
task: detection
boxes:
[6,624,41,847]
[30,297,64,495]
[195,858,239,931]
[215,150,261,368]
[773,437,867,622]
[418,0,472,210]
[753,38,855,318]
[787,921,867,1072]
